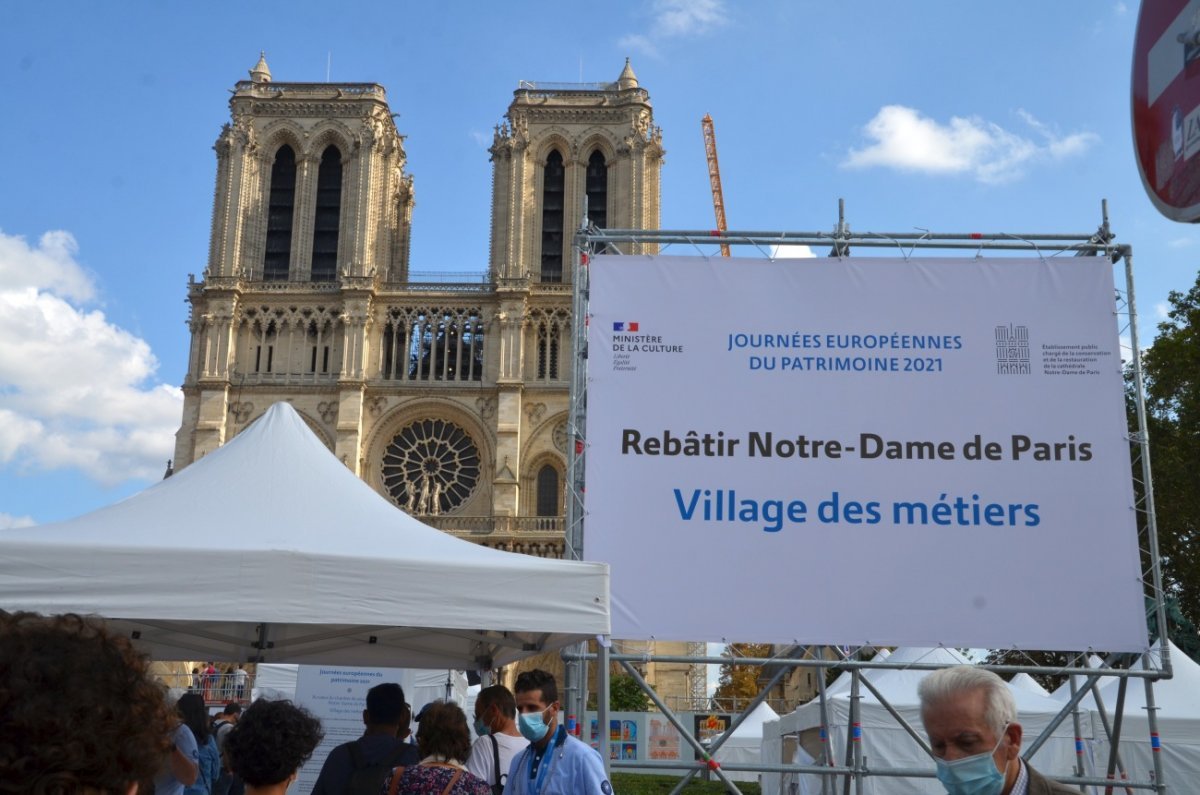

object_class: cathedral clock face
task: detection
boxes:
[381,419,481,514]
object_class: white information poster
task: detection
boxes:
[291,666,413,794]
[583,255,1146,651]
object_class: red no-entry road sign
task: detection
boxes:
[1133,0,1200,222]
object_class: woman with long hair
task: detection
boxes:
[382,702,490,795]
[178,692,221,795]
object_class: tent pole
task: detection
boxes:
[1067,675,1087,788]
[597,639,611,781]
[815,660,832,795]
[1142,648,1167,794]
[842,669,859,795]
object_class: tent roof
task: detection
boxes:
[1009,672,1050,697]
[730,701,780,737]
[778,648,1080,734]
[1076,641,1200,722]
[0,402,610,668]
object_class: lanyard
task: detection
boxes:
[527,726,566,795]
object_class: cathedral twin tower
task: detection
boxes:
[174,55,664,556]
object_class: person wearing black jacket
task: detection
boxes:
[311,683,420,795]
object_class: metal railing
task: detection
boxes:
[421,515,564,537]
[517,80,617,92]
[157,672,255,705]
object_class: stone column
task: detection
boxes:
[291,153,318,281]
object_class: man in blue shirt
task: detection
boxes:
[503,669,613,795]
[310,682,420,795]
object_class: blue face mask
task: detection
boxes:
[518,707,551,742]
[934,728,1009,795]
[474,715,490,737]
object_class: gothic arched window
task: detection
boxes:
[536,464,560,517]
[264,145,296,281]
[586,150,607,230]
[540,149,565,283]
[311,145,342,281]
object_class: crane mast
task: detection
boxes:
[701,114,730,257]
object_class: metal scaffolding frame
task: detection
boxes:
[561,201,1173,794]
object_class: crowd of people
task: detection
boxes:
[3,608,1070,795]
[190,663,250,703]
[0,611,612,795]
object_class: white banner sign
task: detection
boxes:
[292,666,413,794]
[583,255,1145,651]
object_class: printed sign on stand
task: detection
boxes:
[584,255,1145,651]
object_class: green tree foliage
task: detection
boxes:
[610,673,652,711]
[1137,271,1200,642]
[712,643,772,711]
[587,672,652,712]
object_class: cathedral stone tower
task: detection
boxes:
[173,54,703,711]
[175,56,663,559]
[488,57,662,283]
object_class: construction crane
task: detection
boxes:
[701,114,730,257]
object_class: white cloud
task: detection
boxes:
[470,130,490,148]
[771,244,816,259]
[843,106,1098,184]
[1155,301,1170,321]
[0,512,36,529]
[619,0,728,58]
[0,230,182,486]
[0,230,96,302]
[652,0,726,37]
[617,33,659,58]
[1167,237,1194,249]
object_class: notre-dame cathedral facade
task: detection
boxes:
[173,55,705,707]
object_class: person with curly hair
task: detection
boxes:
[223,700,323,794]
[178,692,221,795]
[0,611,175,795]
[382,701,490,795]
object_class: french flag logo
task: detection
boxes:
[613,321,640,332]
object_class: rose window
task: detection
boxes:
[381,419,481,514]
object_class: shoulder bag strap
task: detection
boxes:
[439,769,463,795]
[489,735,501,788]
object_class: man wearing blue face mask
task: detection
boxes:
[503,669,613,795]
[467,684,528,794]
[918,666,1075,795]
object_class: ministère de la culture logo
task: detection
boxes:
[611,321,684,372]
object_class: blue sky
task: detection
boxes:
[1,1,1196,526]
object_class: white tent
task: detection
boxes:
[1080,641,1200,790]
[0,402,610,669]
[1009,672,1050,697]
[710,706,777,782]
[711,701,780,782]
[763,648,1090,795]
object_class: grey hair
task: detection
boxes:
[917,666,1016,738]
